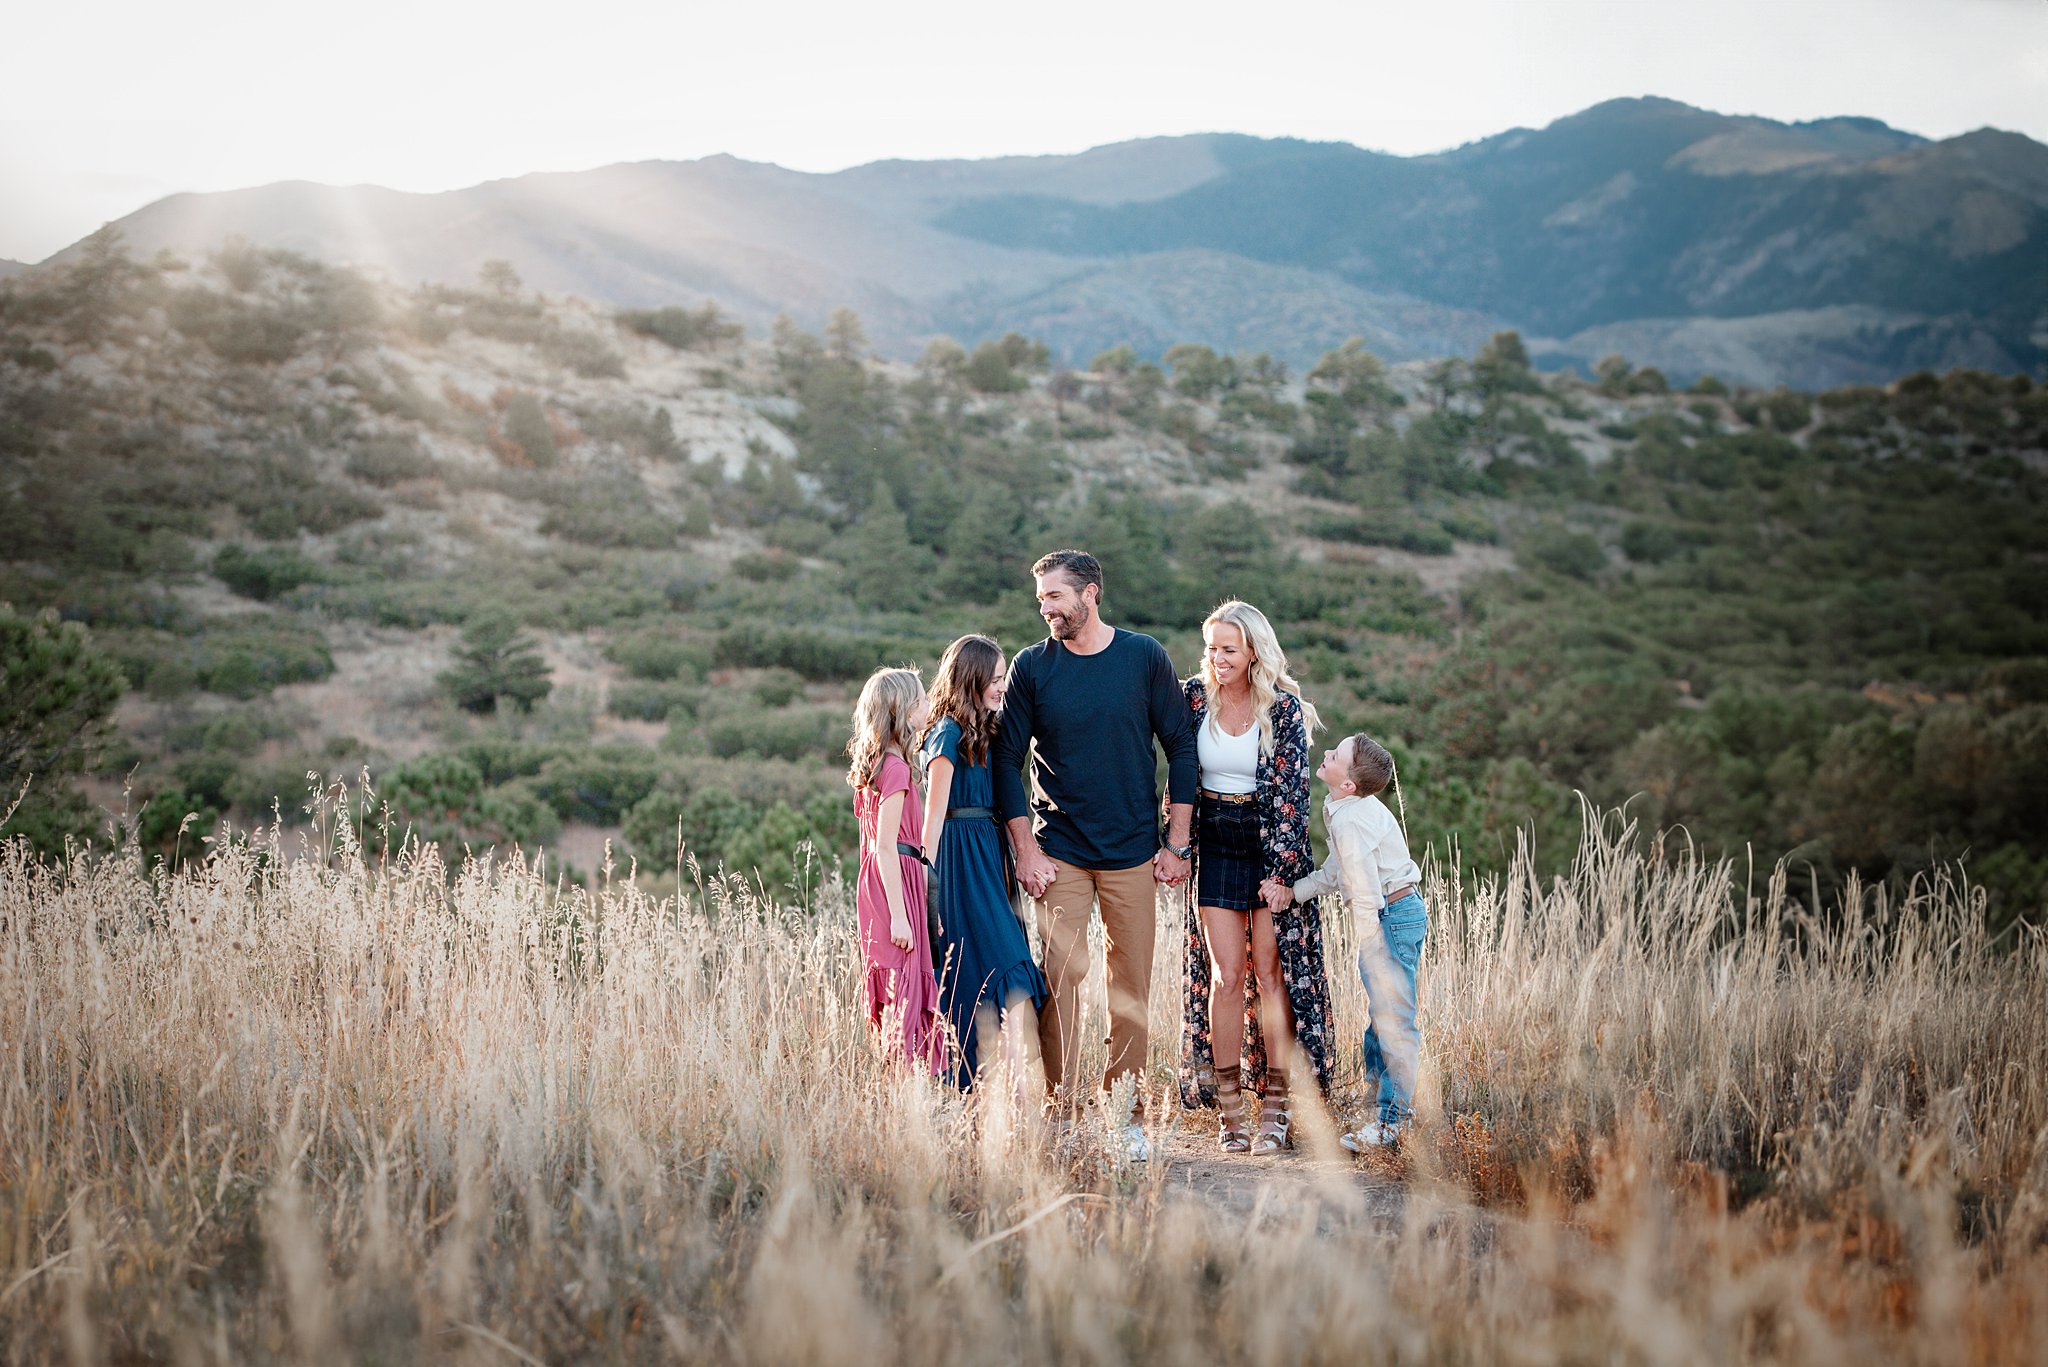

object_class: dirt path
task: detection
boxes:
[1146,1107,1408,1230]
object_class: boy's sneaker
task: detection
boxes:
[1339,1119,1405,1152]
[1121,1123,1152,1163]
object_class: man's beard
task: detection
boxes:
[1046,606,1087,640]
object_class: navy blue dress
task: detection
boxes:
[924,716,1048,1089]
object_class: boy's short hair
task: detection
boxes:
[1031,549,1103,598]
[1346,735,1395,797]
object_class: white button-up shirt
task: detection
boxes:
[1291,793,1420,925]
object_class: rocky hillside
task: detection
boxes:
[2,239,2044,926]
[46,99,2048,388]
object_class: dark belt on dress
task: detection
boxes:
[938,806,1013,893]
[895,841,930,866]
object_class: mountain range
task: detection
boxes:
[44,97,2048,388]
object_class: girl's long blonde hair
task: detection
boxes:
[1200,599,1320,758]
[847,666,925,790]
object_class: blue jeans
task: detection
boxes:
[1358,889,1427,1125]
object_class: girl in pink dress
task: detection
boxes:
[847,666,946,1076]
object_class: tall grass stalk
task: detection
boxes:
[2,796,2041,1363]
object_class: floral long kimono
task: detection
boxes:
[1177,678,1336,1105]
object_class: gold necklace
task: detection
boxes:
[1213,690,1256,737]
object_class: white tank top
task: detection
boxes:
[1197,716,1260,795]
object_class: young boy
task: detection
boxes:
[1261,733,1425,1150]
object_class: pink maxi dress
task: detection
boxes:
[854,752,945,1075]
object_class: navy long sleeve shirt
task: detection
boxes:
[993,628,1198,870]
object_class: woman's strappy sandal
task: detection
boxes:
[1216,1069,1251,1154]
[1253,1078,1293,1155]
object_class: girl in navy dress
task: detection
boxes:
[921,635,1048,1091]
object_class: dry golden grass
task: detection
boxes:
[1,795,2042,1364]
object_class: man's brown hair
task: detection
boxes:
[1031,549,1103,599]
[1345,734,1395,797]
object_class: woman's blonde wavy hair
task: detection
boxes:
[846,666,925,791]
[1199,599,1321,758]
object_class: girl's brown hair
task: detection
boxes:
[924,635,1003,766]
[847,666,925,790]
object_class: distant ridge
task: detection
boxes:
[48,98,2048,387]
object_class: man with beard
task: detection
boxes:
[994,549,1196,1161]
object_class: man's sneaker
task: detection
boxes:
[1339,1119,1404,1152]
[1122,1123,1152,1163]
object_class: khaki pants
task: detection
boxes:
[1034,859,1158,1118]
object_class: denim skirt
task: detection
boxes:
[1196,793,1263,912]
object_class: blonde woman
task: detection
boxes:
[1178,600,1335,1152]
[848,666,944,1075]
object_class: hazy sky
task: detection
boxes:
[4,0,2045,262]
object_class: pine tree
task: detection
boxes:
[842,481,935,610]
[939,483,1026,604]
[438,613,552,714]
[0,606,125,852]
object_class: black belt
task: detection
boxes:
[935,806,1014,892]
[895,841,930,866]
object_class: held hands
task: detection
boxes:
[1259,877,1295,913]
[1152,847,1190,886]
[1015,843,1057,900]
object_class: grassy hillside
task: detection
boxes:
[2,235,2044,930]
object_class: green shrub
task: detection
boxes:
[0,607,125,847]
[1761,389,1811,433]
[605,629,708,682]
[532,749,662,825]
[378,753,558,851]
[346,434,434,486]
[172,618,334,697]
[607,679,695,722]
[625,784,754,870]
[166,288,306,364]
[538,479,678,549]
[752,669,804,708]
[538,328,626,379]
[213,544,322,600]
[963,342,1025,394]
[762,520,834,557]
[703,707,840,763]
[1620,521,1685,564]
[137,785,220,866]
[618,304,743,351]
[732,551,800,582]
[453,736,565,786]
[724,800,829,886]
[714,624,881,681]
[500,392,557,468]
[1309,511,1454,555]
[577,401,685,462]
[1437,507,1500,544]
[1522,527,1607,581]
[224,447,381,540]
